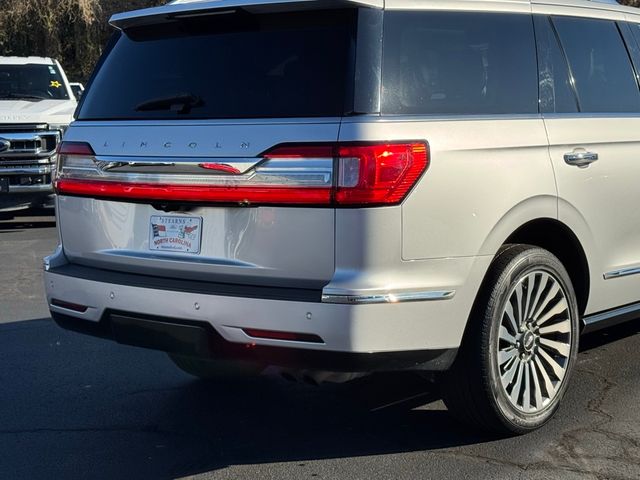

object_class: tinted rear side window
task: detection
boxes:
[623,22,640,82]
[382,12,538,115]
[552,16,640,113]
[78,10,355,120]
[634,22,640,46]
[534,16,578,114]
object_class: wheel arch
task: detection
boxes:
[502,218,590,316]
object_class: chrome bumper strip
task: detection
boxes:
[321,290,456,305]
[7,184,53,193]
[0,165,52,176]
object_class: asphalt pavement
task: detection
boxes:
[0,211,639,480]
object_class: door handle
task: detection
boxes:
[564,151,599,168]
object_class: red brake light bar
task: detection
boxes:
[55,181,333,205]
[55,141,429,207]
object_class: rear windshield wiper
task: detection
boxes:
[135,93,204,114]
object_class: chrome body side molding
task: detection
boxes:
[603,266,640,280]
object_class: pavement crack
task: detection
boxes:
[440,450,608,478]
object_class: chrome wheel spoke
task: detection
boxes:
[501,355,520,386]
[523,274,535,320]
[530,360,545,410]
[538,344,567,379]
[534,355,555,399]
[498,348,518,366]
[510,362,524,405]
[504,302,519,334]
[522,362,531,412]
[539,319,571,335]
[535,297,568,327]
[499,325,516,345]
[539,338,571,358]
[496,269,573,415]
[528,273,548,321]
[515,283,524,326]
[531,281,561,322]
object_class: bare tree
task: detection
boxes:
[0,0,162,81]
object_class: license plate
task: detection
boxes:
[0,178,8,193]
[149,215,202,254]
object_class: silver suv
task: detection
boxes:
[45,0,640,434]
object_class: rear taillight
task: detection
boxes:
[55,141,429,207]
[335,143,429,205]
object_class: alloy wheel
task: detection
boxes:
[496,270,573,414]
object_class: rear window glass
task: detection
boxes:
[381,12,538,115]
[78,10,356,120]
[0,64,70,101]
[552,16,640,113]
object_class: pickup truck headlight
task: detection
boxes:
[49,124,69,138]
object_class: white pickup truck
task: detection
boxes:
[0,56,77,216]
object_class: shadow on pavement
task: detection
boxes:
[0,318,491,479]
[0,317,637,479]
[0,219,56,232]
[0,208,55,232]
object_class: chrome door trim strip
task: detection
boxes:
[321,289,456,305]
[603,266,640,280]
[582,301,640,334]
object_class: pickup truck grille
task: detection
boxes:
[0,124,61,195]
[0,128,60,166]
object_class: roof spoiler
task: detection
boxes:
[110,0,383,30]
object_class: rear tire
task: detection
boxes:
[441,245,580,434]
[168,354,264,379]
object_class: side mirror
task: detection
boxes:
[69,83,85,101]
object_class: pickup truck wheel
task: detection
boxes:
[168,353,264,379]
[441,245,580,434]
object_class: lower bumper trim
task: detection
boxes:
[51,310,457,372]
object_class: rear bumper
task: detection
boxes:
[51,310,456,372]
[42,260,483,372]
